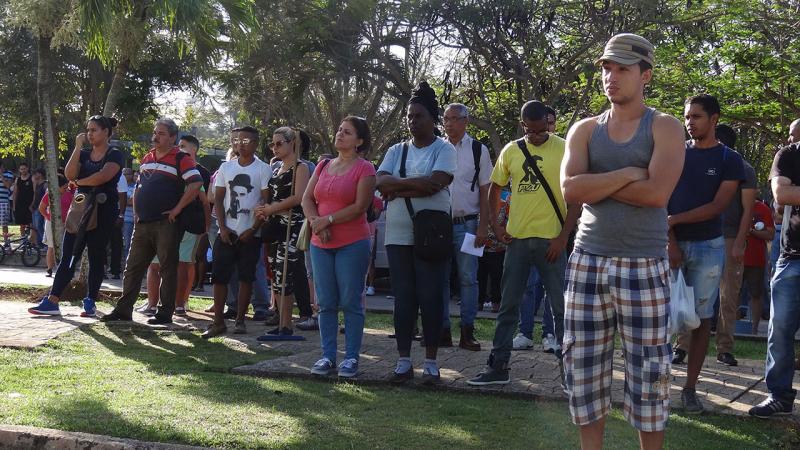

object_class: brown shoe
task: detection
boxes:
[439,327,453,348]
[201,322,227,339]
[459,324,481,351]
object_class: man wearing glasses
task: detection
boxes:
[468,100,580,385]
[202,126,272,338]
[441,103,494,351]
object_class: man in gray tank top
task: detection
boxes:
[560,33,685,449]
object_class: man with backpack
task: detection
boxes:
[442,103,494,351]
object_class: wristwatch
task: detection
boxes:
[327,215,334,224]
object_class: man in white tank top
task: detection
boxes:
[560,34,685,450]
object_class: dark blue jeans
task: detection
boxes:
[765,257,800,401]
[387,245,448,354]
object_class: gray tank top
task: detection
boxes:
[574,107,667,258]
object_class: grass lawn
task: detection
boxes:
[0,321,797,450]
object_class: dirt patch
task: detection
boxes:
[0,282,121,305]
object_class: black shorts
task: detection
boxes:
[211,235,261,284]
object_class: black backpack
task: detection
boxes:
[469,139,483,192]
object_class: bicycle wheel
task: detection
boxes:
[21,243,40,267]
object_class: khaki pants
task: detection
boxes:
[716,238,743,354]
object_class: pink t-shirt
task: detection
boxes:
[311,158,376,249]
[41,189,75,224]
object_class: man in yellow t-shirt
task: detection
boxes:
[467,100,580,386]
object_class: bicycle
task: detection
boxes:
[0,230,41,267]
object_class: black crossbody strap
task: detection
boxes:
[515,139,564,226]
[400,142,415,219]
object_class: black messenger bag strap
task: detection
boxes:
[515,138,564,226]
[399,142,416,219]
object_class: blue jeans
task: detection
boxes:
[443,219,480,327]
[225,244,270,313]
[519,267,555,340]
[32,210,45,246]
[311,239,370,361]
[677,237,725,320]
[765,257,800,401]
[122,221,134,263]
[490,238,565,368]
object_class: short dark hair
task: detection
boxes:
[18,162,28,168]
[180,134,200,150]
[34,168,46,177]
[716,124,736,148]
[343,116,372,155]
[232,126,259,142]
[686,93,721,118]
[57,174,68,187]
[638,60,652,72]
[544,106,556,119]
[520,100,548,122]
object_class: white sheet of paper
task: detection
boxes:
[460,233,485,257]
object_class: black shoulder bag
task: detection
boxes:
[400,142,453,262]
[173,152,206,235]
[515,139,564,226]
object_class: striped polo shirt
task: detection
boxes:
[134,147,202,222]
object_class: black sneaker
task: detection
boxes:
[466,367,510,386]
[99,310,132,322]
[748,396,793,418]
[717,352,738,367]
[147,316,173,325]
[390,369,414,385]
[672,348,687,365]
[252,311,269,321]
[681,388,704,414]
[223,308,237,320]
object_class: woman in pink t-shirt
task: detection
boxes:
[301,116,376,378]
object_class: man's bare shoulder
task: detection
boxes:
[651,110,683,131]
[568,115,601,139]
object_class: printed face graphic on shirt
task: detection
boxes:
[518,154,544,193]
[227,173,254,219]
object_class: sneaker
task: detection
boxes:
[135,303,157,316]
[672,348,687,365]
[512,333,534,350]
[311,358,335,376]
[716,352,738,367]
[45,269,52,277]
[201,322,227,339]
[681,388,704,414]
[233,320,247,334]
[223,308,237,320]
[748,396,793,418]
[80,298,96,318]
[252,311,269,321]
[390,366,414,385]
[365,286,376,296]
[296,317,319,331]
[174,307,187,317]
[28,297,61,316]
[147,316,172,325]
[386,294,395,300]
[542,333,560,353]
[421,364,440,385]
[264,315,280,326]
[482,301,493,310]
[338,358,359,378]
[466,367,510,386]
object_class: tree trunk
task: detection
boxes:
[31,120,40,166]
[102,58,130,117]
[36,35,63,261]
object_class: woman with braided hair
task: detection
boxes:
[376,82,457,385]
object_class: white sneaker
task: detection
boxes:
[482,301,493,310]
[512,333,534,350]
[542,333,560,353]
[135,303,157,316]
[366,286,375,296]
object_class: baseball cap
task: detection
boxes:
[596,33,654,67]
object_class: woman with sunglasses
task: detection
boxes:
[302,116,376,378]
[29,115,123,317]
[256,127,311,336]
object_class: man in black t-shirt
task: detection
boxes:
[749,120,800,418]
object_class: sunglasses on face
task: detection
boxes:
[269,140,288,149]
[232,138,253,145]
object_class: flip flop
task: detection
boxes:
[256,334,306,342]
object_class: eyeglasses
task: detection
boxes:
[521,123,549,137]
[232,138,253,145]
[268,140,288,149]
[442,116,467,124]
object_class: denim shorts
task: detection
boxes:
[677,237,725,320]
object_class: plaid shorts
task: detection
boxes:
[563,248,672,432]
[0,202,9,226]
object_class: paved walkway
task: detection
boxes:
[1,300,797,420]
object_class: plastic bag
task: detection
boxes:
[669,269,700,334]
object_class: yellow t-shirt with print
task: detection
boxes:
[490,136,567,239]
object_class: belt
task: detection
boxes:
[452,214,478,224]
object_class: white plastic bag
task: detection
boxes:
[669,269,700,334]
